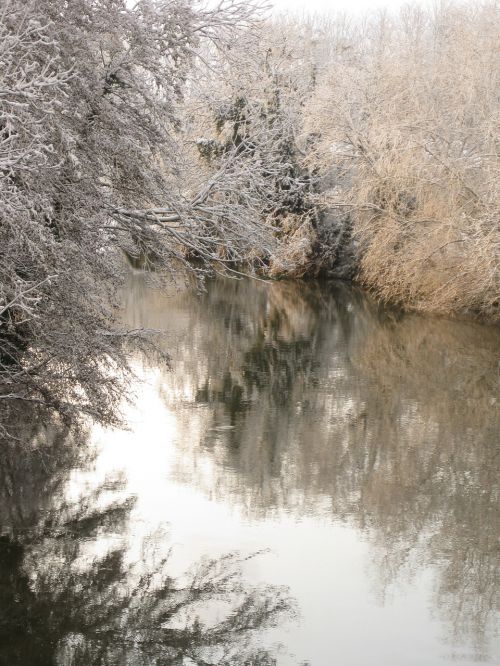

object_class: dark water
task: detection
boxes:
[1,273,499,665]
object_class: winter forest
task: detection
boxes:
[0,1,499,665]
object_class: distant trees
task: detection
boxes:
[184,19,322,277]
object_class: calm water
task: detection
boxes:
[1,273,499,665]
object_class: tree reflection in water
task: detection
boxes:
[0,416,295,665]
[122,273,500,662]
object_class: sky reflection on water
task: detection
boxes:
[0,273,499,665]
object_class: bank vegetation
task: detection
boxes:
[1,0,499,435]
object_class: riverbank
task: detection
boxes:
[253,2,500,326]
[268,209,500,326]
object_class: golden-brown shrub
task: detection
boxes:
[304,1,500,320]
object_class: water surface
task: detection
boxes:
[1,274,499,665]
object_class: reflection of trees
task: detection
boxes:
[347,315,500,660]
[0,412,295,665]
[122,273,500,660]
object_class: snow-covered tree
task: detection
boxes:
[184,16,325,277]
[0,0,269,435]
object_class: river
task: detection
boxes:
[1,272,499,665]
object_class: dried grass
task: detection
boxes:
[305,1,500,320]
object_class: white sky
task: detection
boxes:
[270,0,428,16]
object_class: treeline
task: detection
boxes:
[0,0,498,435]
[306,1,500,320]
[186,1,500,320]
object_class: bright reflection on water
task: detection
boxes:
[1,273,499,665]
